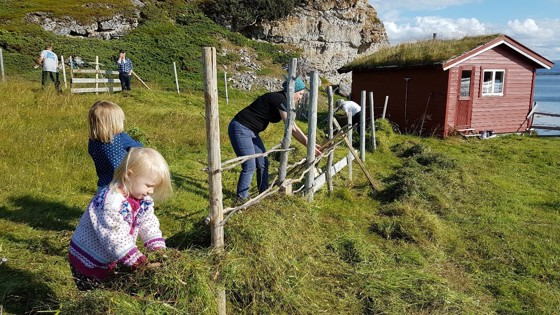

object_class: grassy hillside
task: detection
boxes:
[2,2,560,314]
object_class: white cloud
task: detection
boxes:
[507,18,553,37]
[384,16,487,43]
[370,0,478,12]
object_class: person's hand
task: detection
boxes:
[314,144,322,156]
[149,249,168,263]
[33,64,40,69]
[146,262,162,269]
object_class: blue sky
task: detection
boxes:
[369,0,560,61]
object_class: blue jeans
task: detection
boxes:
[228,119,269,199]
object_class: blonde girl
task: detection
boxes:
[69,147,172,291]
[88,100,143,191]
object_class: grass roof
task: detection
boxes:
[339,34,503,72]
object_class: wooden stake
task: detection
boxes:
[132,71,151,90]
[203,47,226,315]
[95,56,99,95]
[224,72,229,105]
[326,86,334,192]
[305,71,319,201]
[278,58,297,193]
[369,92,377,151]
[347,112,353,180]
[382,95,389,119]
[0,48,5,82]
[334,118,378,192]
[61,55,67,88]
[173,62,180,95]
[360,90,366,162]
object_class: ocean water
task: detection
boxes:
[533,75,560,136]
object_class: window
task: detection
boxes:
[460,70,472,97]
[482,69,505,96]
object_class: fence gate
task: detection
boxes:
[69,56,121,94]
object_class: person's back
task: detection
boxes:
[40,47,58,72]
[88,100,142,190]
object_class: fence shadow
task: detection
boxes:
[166,219,211,250]
[0,265,57,314]
[172,172,236,200]
[0,195,83,231]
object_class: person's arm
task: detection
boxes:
[137,198,166,251]
[279,110,321,155]
[34,54,44,68]
[120,132,143,150]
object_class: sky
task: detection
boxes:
[369,0,560,61]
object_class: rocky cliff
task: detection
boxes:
[24,0,387,95]
[243,0,388,95]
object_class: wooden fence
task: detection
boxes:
[69,56,122,94]
[202,46,381,314]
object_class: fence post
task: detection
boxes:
[360,90,366,162]
[61,55,67,88]
[278,58,297,194]
[326,86,334,192]
[95,56,99,95]
[369,92,376,151]
[202,47,226,315]
[0,48,5,82]
[305,71,319,201]
[224,72,229,105]
[347,112,353,181]
[173,62,180,95]
[382,95,389,119]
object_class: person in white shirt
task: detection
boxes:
[336,99,364,128]
[36,44,61,93]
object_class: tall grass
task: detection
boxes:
[2,78,560,314]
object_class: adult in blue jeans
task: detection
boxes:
[228,77,321,200]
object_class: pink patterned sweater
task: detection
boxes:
[69,187,166,280]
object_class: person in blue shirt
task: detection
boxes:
[88,100,143,192]
[117,50,133,91]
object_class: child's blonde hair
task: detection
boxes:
[111,147,172,201]
[89,100,125,143]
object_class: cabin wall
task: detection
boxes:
[351,67,448,135]
[446,45,535,134]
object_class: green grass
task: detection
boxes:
[340,34,502,71]
[2,3,560,314]
[1,77,560,314]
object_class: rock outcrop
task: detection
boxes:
[243,0,388,95]
[24,2,143,40]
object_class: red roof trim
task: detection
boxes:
[443,35,554,70]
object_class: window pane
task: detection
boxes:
[483,72,493,94]
[494,71,504,93]
[460,70,471,97]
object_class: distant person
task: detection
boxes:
[117,50,133,91]
[35,44,61,93]
[68,147,172,291]
[88,100,143,192]
[228,77,321,201]
[336,99,362,125]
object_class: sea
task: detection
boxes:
[533,75,560,136]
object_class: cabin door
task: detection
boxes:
[455,68,474,128]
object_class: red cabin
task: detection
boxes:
[338,34,554,136]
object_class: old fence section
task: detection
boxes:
[69,56,121,94]
[202,47,380,314]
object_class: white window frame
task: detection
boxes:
[482,69,505,96]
